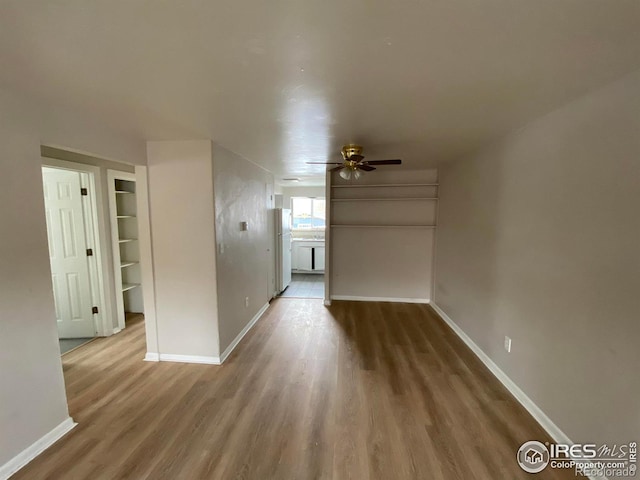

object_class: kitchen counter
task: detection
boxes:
[292,238,324,242]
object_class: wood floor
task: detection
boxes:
[14,299,573,480]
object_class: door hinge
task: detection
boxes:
[81,187,88,196]
[86,248,93,256]
[92,306,99,314]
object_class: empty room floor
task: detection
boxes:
[279,273,324,298]
[14,299,572,480]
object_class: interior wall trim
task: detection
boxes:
[219,302,270,364]
[331,295,430,304]
[142,303,271,366]
[427,303,605,479]
[0,417,76,480]
[143,352,159,362]
[157,354,220,365]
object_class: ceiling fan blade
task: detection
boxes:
[358,165,376,172]
[363,159,402,165]
[306,162,344,164]
[329,165,345,172]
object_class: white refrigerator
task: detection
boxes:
[275,208,292,293]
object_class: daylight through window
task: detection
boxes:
[291,197,326,229]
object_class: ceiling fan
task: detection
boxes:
[306,144,401,180]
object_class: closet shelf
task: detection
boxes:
[120,261,139,268]
[331,183,438,188]
[331,197,438,202]
[115,190,135,194]
[122,283,141,292]
[331,224,436,229]
[118,238,138,243]
[116,215,137,219]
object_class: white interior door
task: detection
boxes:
[42,167,96,338]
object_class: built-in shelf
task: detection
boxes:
[331,197,438,202]
[331,183,438,188]
[110,173,143,331]
[331,224,436,229]
[122,283,140,292]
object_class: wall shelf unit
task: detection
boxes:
[329,171,439,301]
[330,224,436,229]
[331,183,439,188]
[108,171,144,331]
[331,197,438,202]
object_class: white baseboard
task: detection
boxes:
[158,354,220,365]
[323,299,332,306]
[0,417,76,480]
[144,352,159,362]
[219,302,270,364]
[429,302,605,480]
[429,302,571,443]
[331,295,430,304]
[143,304,270,366]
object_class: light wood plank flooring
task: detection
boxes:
[13,299,573,479]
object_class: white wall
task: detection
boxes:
[0,86,145,472]
[146,141,221,359]
[0,102,70,471]
[330,169,438,302]
[435,69,640,443]
[213,145,274,352]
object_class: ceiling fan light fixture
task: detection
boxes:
[307,144,401,181]
[341,144,363,161]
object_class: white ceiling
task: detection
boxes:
[1,1,639,181]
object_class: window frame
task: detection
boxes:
[290,196,326,231]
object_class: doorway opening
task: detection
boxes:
[275,191,326,299]
[41,150,149,360]
[42,165,104,354]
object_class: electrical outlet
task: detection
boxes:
[245,296,249,308]
[504,336,512,353]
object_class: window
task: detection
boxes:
[291,197,326,230]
